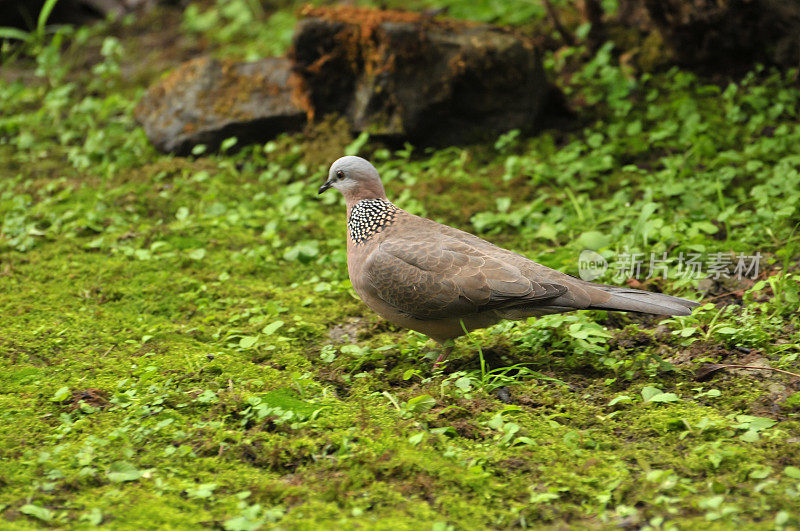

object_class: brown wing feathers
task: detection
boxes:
[367,236,568,320]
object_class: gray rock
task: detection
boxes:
[134,56,306,154]
[290,11,550,145]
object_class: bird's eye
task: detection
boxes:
[336,170,345,180]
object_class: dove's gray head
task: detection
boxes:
[318,156,387,205]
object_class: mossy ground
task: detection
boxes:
[2,1,800,529]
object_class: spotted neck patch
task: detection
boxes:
[348,199,398,244]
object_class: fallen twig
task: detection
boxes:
[99,345,115,358]
[703,270,773,302]
[698,363,800,381]
[704,290,745,302]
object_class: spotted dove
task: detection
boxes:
[319,156,699,364]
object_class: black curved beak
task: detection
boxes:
[318,180,333,194]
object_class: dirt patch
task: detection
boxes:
[68,388,110,410]
[327,318,367,344]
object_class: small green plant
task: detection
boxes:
[484,408,535,447]
[182,0,296,59]
[0,0,61,50]
[382,391,436,418]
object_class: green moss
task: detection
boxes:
[1,2,800,528]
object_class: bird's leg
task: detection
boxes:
[433,340,454,370]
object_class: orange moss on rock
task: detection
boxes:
[290,5,462,121]
[135,57,289,128]
[134,56,209,126]
[298,4,471,37]
[297,4,473,57]
[210,60,283,121]
[288,71,315,121]
[135,55,305,153]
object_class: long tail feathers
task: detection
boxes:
[588,285,700,316]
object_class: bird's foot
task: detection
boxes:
[432,344,453,370]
